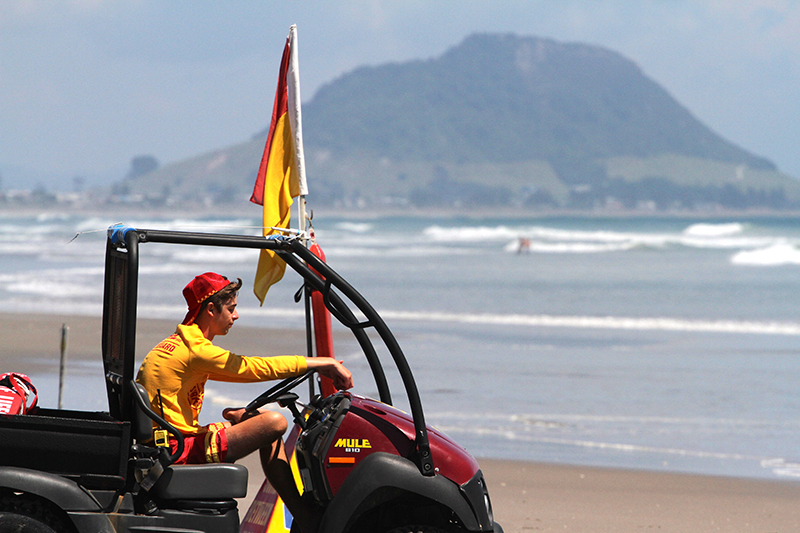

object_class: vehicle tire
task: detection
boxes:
[0,494,69,533]
[385,526,449,533]
[0,512,58,533]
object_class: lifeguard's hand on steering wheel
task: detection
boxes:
[243,359,353,413]
[305,358,354,391]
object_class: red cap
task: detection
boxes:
[182,272,232,325]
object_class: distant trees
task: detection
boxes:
[571,177,792,211]
[410,167,513,207]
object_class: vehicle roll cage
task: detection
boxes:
[104,225,434,476]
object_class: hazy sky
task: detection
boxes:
[2,1,800,187]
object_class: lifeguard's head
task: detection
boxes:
[181,272,242,325]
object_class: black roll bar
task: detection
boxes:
[123,230,140,421]
[284,240,433,473]
[115,227,433,477]
[101,227,141,422]
[278,251,393,406]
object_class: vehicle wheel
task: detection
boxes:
[0,494,69,533]
[0,512,58,533]
[385,526,449,533]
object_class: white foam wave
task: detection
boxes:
[0,266,106,298]
[760,458,800,477]
[324,245,473,258]
[379,309,800,336]
[434,411,800,430]
[0,226,65,246]
[424,222,783,255]
[680,235,773,250]
[0,266,106,280]
[0,243,51,255]
[427,224,662,247]
[169,247,260,264]
[502,239,638,254]
[130,305,800,337]
[4,280,101,298]
[438,424,769,462]
[424,225,521,242]
[334,222,373,234]
[731,243,800,266]
[683,222,745,237]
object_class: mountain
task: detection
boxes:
[127,33,800,211]
[306,34,773,173]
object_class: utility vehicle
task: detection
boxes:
[0,224,501,533]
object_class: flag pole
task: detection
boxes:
[286,25,314,399]
[286,24,309,245]
[298,196,308,243]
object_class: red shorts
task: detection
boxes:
[169,422,229,464]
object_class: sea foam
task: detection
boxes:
[683,222,745,237]
[421,222,784,256]
[731,243,800,266]
[377,309,800,336]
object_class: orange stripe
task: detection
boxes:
[328,457,355,465]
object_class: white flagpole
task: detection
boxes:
[286,24,309,242]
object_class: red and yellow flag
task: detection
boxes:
[251,25,307,304]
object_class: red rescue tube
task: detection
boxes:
[309,242,337,397]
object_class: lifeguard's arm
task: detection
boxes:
[305,358,353,390]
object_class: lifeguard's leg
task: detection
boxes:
[223,408,287,461]
[223,408,321,533]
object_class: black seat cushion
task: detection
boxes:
[152,463,248,500]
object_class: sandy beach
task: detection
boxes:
[3,312,800,532]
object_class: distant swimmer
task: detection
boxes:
[518,237,531,254]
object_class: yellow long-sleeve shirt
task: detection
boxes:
[135,323,306,435]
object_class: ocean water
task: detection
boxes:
[2,212,800,481]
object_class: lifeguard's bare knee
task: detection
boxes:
[261,410,288,435]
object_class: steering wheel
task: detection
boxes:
[245,370,316,412]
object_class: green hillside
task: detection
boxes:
[128,33,800,211]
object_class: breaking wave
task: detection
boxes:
[422,221,783,256]
[682,222,745,237]
[731,243,800,266]
[377,309,800,336]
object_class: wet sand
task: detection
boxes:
[3,312,800,532]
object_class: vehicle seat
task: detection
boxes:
[130,382,248,501]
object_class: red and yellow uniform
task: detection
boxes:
[136,323,306,462]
